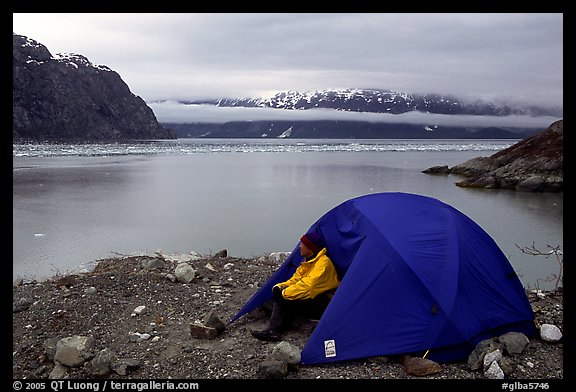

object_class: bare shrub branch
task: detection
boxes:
[516,242,563,290]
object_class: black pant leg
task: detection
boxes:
[269,292,332,331]
[294,293,331,320]
[268,298,296,332]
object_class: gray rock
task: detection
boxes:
[13,298,34,313]
[54,336,95,367]
[84,286,97,295]
[516,175,545,192]
[141,258,166,270]
[498,332,529,355]
[203,311,226,333]
[49,363,68,379]
[467,338,503,371]
[112,358,141,376]
[499,356,514,376]
[421,165,450,174]
[270,341,301,365]
[482,349,502,369]
[257,359,288,379]
[174,262,196,283]
[165,273,176,283]
[90,348,118,376]
[43,337,61,361]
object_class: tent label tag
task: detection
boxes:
[324,340,336,357]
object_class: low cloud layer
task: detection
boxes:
[150,102,559,129]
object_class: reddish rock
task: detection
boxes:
[190,323,218,340]
[403,356,442,376]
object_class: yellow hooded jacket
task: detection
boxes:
[274,248,340,300]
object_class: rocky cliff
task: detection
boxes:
[423,119,563,192]
[13,34,175,141]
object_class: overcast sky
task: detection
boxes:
[13,13,563,125]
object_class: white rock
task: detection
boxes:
[132,305,146,316]
[139,333,151,341]
[540,324,562,342]
[188,250,203,260]
[269,252,291,263]
[85,286,97,295]
[484,361,504,379]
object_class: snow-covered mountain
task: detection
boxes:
[166,88,561,138]
[186,88,562,118]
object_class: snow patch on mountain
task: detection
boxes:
[184,88,561,118]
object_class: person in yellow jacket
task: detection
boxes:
[251,232,340,342]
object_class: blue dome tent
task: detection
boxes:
[231,192,536,364]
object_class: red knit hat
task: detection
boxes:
[300,232,324,254]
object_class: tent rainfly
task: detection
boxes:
[231,192,536,364]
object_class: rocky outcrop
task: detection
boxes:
[423,119,563,192]
[13,33,175,141]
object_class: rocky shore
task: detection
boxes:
[423,119,563,192]
[13,251,563,382]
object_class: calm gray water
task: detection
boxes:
[13,139,563,290]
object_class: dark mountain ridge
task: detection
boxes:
[164,120,542,139]
[13,33,175,141]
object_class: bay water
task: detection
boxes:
[13,139,563,290]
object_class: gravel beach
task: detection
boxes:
[13,252,563,383]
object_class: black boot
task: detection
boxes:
[251,299,293,341]
[251,328,282,342]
